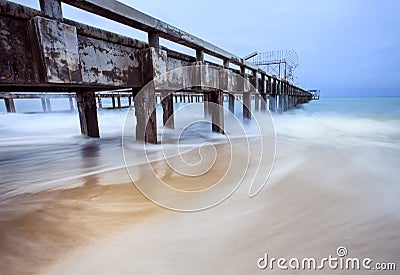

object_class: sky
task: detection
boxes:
[12,0,400,97]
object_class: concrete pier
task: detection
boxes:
[209,90,224,134]
[242,67,251,120]
[76,90,100,138]
[4,96,15,113]
[161,91,174,129]
[0,0,315,142]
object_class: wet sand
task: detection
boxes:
[1,137,399,274]
[0,168,159,274]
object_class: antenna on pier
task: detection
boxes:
[243,52,258,60]
[249,50,300,83]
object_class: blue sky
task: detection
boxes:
[13,0,400,97]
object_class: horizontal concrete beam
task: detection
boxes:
[62,0,259,71]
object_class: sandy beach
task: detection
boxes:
[1,132,399,274]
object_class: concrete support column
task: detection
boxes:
[97,95,102,109]
[196,49,204,62]
[282,82,287,112]
[254,93,260,111]
[134,85,157,143]
[228,93,234,114]
[209,89,224,134]
[290,86,293,109]
[222,59,234,115]
[285,94,289,111]
[259,74,267,112]
[250,70,258,111]
[117,95,121,108]
[76,90,100,138]
[277,81,284,113]
[269,78,277,112]
[45,96,51,112]
[69,94,74,110]
[203,92,210,118]
[134,32,163,143]
[242,67,251,120]
[39,0,63,20]
[4,98,16,113]
[111,96,116,108]
[161,91,174,128]
[148,32,160,48]
[41,97,47,112]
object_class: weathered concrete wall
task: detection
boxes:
[0,16,35,85]
[78,35,141,86]
[29,16,82,84]
[0,1,199,91]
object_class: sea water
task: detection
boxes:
[0,97,399,274]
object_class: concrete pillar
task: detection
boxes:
[196,49,204,62]
[203,92,209,118]
[250,70,258,111]
[39,0,63,20]
[269,95,276,112]
[134,33,162,144]
[76,90,100,138]
[228,94,235,114]
[222,59,234,115]
[134,85,157,143]
[265,76,271,111]
[117,95,121,108]
[277,81,283,113]
[148,32,160,48]
[269,78,277,112]
[260,74,267,111]
[286,86,290,109]
[4,98,16,113]
[285,93,289,112]
[254,93,260,111]
[41,97,47,112]
[242,66,251,120]
[111,96,116,108]
[97,95,102,108]
[161,91,174,128]
[209,90,224,134]
[69,95,74,110]
[46,97,51,112]
[281,82,286,111]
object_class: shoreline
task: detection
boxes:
[1,137,399,274]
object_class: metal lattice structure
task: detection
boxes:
[250,50,300,83]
